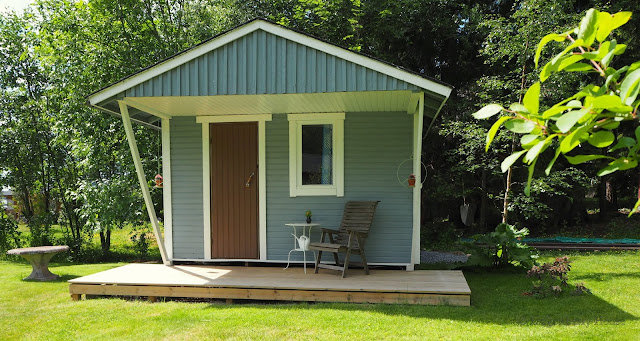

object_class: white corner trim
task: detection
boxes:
[88,20,452,106]
[411,93,425,265]
[288,113,344,198]
[199,115,270,261]
[258,120,267,261]
[288,119,297,198]
[118,101,170,265]
[196,114,273,123]
[407,92,420,115]
[202,124,211,260]
[161,118,173,259]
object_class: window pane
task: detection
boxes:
[302,124,333,185]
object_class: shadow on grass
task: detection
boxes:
[193,270,637,326]
[573,272,640,281]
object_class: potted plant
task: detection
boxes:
[305,210,312,224]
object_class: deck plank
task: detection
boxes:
[68,264,471,306]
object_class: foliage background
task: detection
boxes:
[2,0,640,258]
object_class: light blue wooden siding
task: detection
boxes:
[266,112,413,264]
[170,117,204,259]
[168,112,413,263]
[125,30,418,98]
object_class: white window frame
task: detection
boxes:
[288,113,344,197]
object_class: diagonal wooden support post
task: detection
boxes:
[118,101,170,265]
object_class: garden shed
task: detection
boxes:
[87,19,452,270]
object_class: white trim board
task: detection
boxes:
[161,118,173,259]
[88,20,451,106]
[411,93,425,266]
[198,115,270,261]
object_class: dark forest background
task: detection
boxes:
[2,0,640,256]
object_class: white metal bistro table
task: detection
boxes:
[284,223,320,273]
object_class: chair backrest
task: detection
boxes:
[335,201,380,247]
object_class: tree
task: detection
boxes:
[474,8,640,215]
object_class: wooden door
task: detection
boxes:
[210,122,259,259]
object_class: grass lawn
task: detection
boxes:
[2,251,639,340]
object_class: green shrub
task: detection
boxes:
[0,211,22,254]
[465,223,538,269]
[524,256,591,298]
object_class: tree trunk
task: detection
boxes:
[479,168,488,230]
[100,229,111,254]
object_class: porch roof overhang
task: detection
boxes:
[93,90,445,126]
[87,19,452,128]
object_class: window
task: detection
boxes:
[288,113,344,197]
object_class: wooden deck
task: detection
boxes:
[68,264,471,306]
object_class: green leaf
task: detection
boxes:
[556,107,591,133]
[524,138,551,164]
[473,104,504,119]
[543,105,570,119]
[587,95,622,108]
[565,154,613,165]
[577,9,599,46]
[524,158,538,197]
[520,134,539,147]
[504,119,535,134]
[600,120,620,130]
[535,33,565,68]
[629,198,640,217]
[629,61,640,73]
[620,69,640,105]
[509,103,528,113]
[558,55,585,71]
[596,11,632,42]
[540,61,558,82]
[587,131,615,148]
[562,63,595,72]
[601,40,617,67]
[635,126,640,142]
[501,150,527,173]
[545,147,562,175]
[567,100,583,108]
[613,44,627,55]
[485,116,511,152]
[606,105,634,112]
[560,124,592,154]
[597,157,638,176]
[523,82,540,115]
[609,137,636,152]
[604,66,629,88]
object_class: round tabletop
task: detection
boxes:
[7,245,70,255]
[285,223,321,227]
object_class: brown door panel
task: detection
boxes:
[210,122,259,259]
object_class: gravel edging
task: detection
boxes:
[420,250,469,264]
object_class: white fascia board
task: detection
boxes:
[88,20,451,107]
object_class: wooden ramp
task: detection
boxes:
[68,264,471,306]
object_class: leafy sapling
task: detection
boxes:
[473,8,640,215]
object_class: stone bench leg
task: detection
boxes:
[21,253,59,281]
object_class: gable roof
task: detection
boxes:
[88,19,452,106]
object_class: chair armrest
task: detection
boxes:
[345,227,368,234]
[320,228,340,235]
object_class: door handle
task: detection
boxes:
[245,172,255,188]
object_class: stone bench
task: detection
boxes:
[7,245,69,281]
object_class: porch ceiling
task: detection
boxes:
[123,90,437,118]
